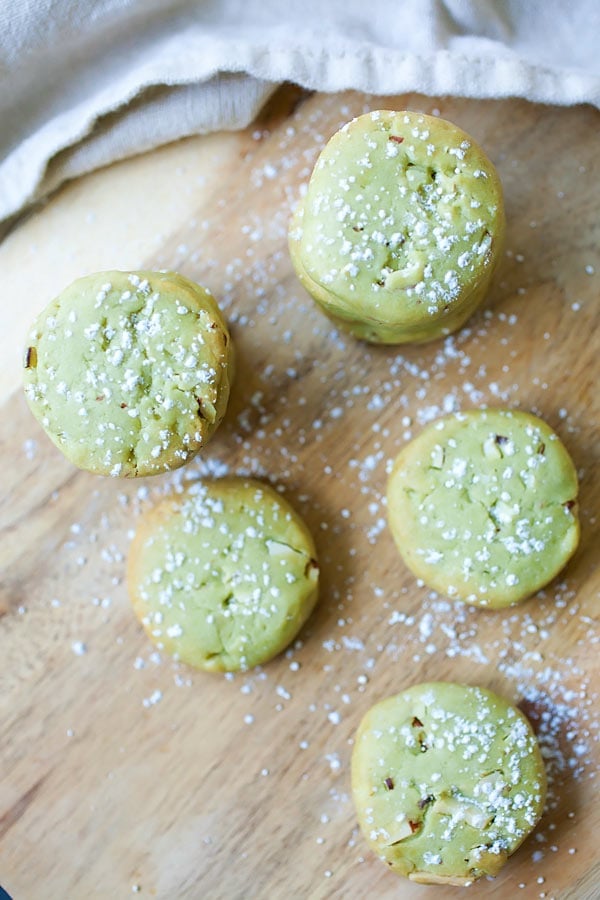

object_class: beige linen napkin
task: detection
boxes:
[1,0,599,229]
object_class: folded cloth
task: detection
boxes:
[1,0,599,228]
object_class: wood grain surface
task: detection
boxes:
[1,87,599,900]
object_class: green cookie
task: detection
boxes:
[127,477,319,672]
[352,682,547,885]
[23,270,233,476]
[387,409,579,607]
[289,110,505,344]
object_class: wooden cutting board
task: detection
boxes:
[1,87,599,900]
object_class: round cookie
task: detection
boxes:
[23,270,233,476]
[127,477,319,672]
[289,109,505,344]
[351,682,547,886]
[387,408,579,607]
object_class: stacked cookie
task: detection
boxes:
[289,110,505,344]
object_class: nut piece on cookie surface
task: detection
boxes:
[289,110,505,344]
[351,682,547,884]
[23,270,234,477]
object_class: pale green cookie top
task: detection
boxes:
[23,270,233,476]
[289,110,504,341]
[387,409,579,607]
[127,477,319,672]
[351,682,547,885]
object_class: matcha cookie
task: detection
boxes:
[289,110,505,344]
[23,270,233,476]
[351,682,547,885]
[387,409,579,608]
[127,477,319,672]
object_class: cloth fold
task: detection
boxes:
[1,0,599,227]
